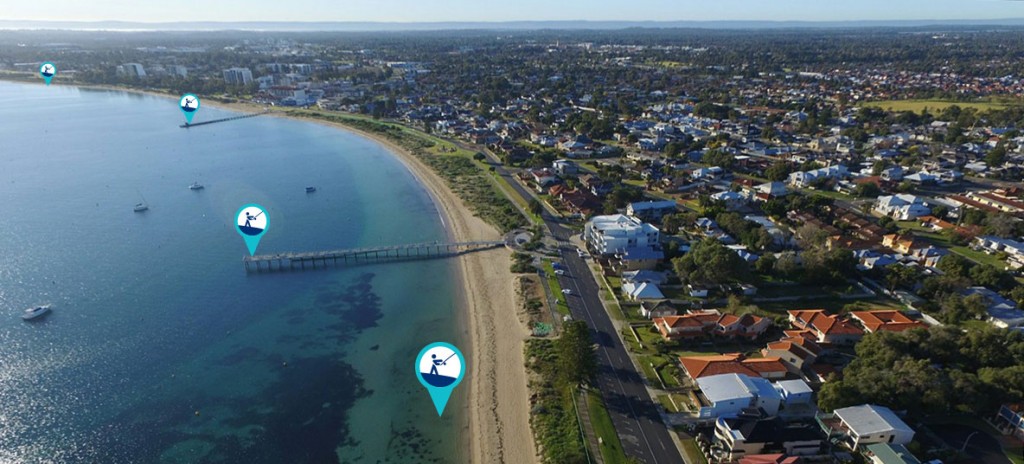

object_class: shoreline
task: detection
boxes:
[2,79,538,464]
[288,106,538,464]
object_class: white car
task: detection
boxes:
[561,288,573,295]
[554,269,566,276]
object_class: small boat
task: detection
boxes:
[22,305,51,321]
[305,186,317,193]
[134,190,150,212]
[188,182,205,190]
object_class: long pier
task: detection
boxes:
[243,240,505,273]
[180,110,269,129]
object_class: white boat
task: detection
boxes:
[134,190,149,212]
[21,305,51,321]
[188,182,205,190]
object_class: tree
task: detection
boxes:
[528,199,544,216]
[661,214,685,235]
[773,252,801,279]
[937,254,971,278]
[556,321,597,386]
[764,162,793,182]
[854,182,882,198]
[886,265,921,292]
[985,213,1024,239]
[672,239,750,285]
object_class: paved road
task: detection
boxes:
[468,150,684,463]
[550,222,684,464]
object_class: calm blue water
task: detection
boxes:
[0,82,467,463]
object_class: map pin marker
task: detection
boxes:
[236,204,269,256]
[39,62,56,86]
[180,93,201,125]
[416,342,465,416]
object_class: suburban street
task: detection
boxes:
[473,153,685,463]
[550,221,685,464]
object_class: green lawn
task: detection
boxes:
[801,187,858,202]
[657,394,678,412]
[861,98,1014,114]
[587,391,630,464]
[542,260,570,314]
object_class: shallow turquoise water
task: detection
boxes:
[0,82,467,463]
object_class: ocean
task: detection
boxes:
[0,82,467,463]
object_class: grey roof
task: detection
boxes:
[697,373,781,405]
[835,404,914,436]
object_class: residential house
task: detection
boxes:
[850,311,927,333]
[787,310,864,345]
[527,168,560,192]
[640,300,678,319]
[818,404,915,451]
[552,159,578,177]
[787,165,849,188]
[679,354,788,381]
[692,166,725,180]
[626,200,678,221]
[963,286,1024,329]
[882,234,929,255]
[579,174,614,197]
[653,310,723,339]
[712,190,750,210]
[762,337,822,373]
[622,281,665,301]
[874,195,931,220]
[864,443,922,464]
[974,236,1024,269]
[695,374,784,418]
[716,313,772,339]
[995,404,1024,440]
[622,270,668,285]
[755,182,790,199]
[584,214,661,256]
[774,380,814,409]
[713,410,826,463]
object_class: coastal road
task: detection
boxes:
[550,224,684,464]
[454,141,683,463]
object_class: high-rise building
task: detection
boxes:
[223,67,254,85]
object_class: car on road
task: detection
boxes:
[554,269,566,276]
[561,288,572,295]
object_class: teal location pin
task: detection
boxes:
[416,342,465,416]
[39,62,56,86]
[235,204,268,256]
[179,93,200,124]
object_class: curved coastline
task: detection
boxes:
[17,80,538,464]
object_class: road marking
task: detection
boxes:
[561,252,661,463]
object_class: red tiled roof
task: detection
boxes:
[788,310,864,336]
[742,357,788,374]
[850,310,927,333]
[679,354,758,379]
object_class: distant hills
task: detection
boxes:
[3,19,1024,32]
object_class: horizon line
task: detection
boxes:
[3,17,1024,32]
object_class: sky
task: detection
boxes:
[5,0,1024,23]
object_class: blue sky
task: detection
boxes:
[7,0,1024,22]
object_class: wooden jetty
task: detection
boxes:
[243,240,505,273]
[180,110,268,129]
